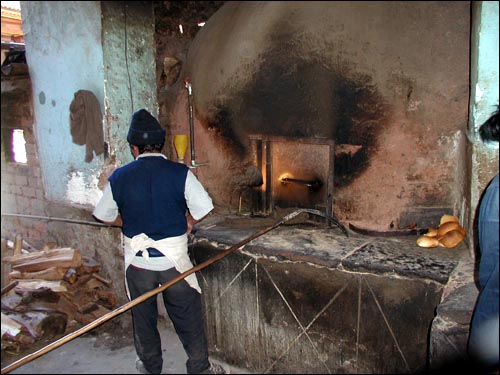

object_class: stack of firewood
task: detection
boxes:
[1,238,118,353]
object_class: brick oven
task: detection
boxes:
[160,2,473,373]
[165,2,470,233]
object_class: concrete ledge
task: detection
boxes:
[428,259,477,372]
[191,215,473,373]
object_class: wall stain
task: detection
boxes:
[202,40,389,189]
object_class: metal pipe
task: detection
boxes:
[184,79,196,164]
[1,213,118,228]
[0,209,312,374]
[280,177,322,189]
[183,78,207,168]
[298,208,349,237]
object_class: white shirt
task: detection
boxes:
[93,154,213,222]
[93,153,214,295]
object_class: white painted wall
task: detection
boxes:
[470,1,500,131]
[21,1,105,206]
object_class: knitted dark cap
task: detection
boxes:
[127,109,166,145]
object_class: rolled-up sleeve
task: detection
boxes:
[93,182,120,222]
[184,170,214,220]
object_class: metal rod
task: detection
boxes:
[188,90,195,163]
[1,213,118,228]
[0,209,309,374]
[184,79,196,164]
[298,208,349,237]
[183,79,208,168]
[280,177,322,188]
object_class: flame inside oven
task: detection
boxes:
[279,174,323,190]
[250,135,334,216]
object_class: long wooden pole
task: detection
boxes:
[1,209,308,374]
[1,213,118,228]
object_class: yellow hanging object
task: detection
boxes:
[173,134,188,163]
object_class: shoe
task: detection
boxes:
[199,362,226,374]
[135,359,151,374]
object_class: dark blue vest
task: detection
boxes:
[109,156,189,240]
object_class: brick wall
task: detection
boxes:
[1,68,48,250]
[1,66,127,310]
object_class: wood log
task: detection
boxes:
[9,249,83,273]
[1,313,23,337]
[2,297,87,334]
[1,334,36,353]
[77,302,99,314]
[5,238,40,254]
[1,313,35,352]
[52,294,80,323]
[2,289,63,313]
[22,239,39,252]
[1,337,36,353]
[63,268,78,284]
[1,280,19,296]
[13,279,68,293]
[1,293,25,312]
[18,287,61,305]
[3,247,81,267]
[56,293,97,326]
[76,256,100,275]
[13,234,23,256]
[68,274,93,290]
[84,278,106,290]
[94,290,118,309]
[12,256,81,272]
[91,273,112,288]
[9,267,67,281]
[67,289,96,311]
[2,238,13,286]
[5,310,67,338]
[68,272,110,291]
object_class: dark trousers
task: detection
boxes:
[126,265,210,374]
[468,261,499,367]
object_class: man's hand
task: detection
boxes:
[186,212,210,235]
[186,214,196,235]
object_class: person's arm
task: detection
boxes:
[93,182,122,227]
[185,170,214,234]
[186,212,209,235]
[97,215,123,227]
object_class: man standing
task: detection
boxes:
[468,105,499,371]
[93,109,222,374]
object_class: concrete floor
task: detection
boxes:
[2,318,252,374]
